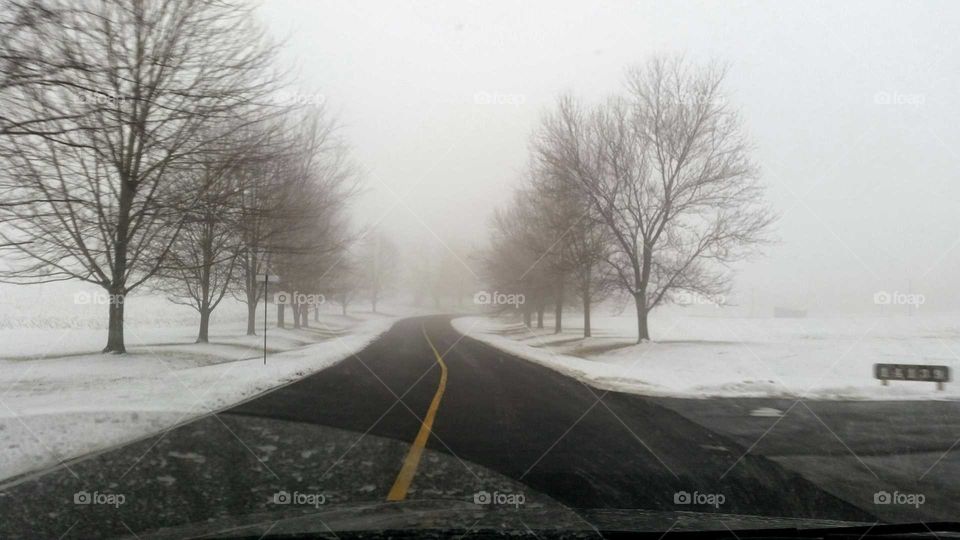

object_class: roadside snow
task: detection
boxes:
[0,286,404,483]
[452,312,960,401]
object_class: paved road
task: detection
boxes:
[654,397,960,523]
[0,315,896,538]
[230,316,870,513]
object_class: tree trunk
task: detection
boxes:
[246,300,257,336]
[244,253,259,336]
[277,302,285,328]
[523,305,532,327]
[197,308,210,343]
[197,229,212,344]
[314,304,319,322]
[300,305,309,328]
[103,288,126,353]
[292,302,301,329]
[636,244,652,343]
[103,181,133,354]
[635,295,650,342]
[537,304,544,328]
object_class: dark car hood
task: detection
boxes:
[132,499,873,539]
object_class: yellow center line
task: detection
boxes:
[386,324,449,501]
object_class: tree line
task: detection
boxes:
[0,0,374,352]
[482,56,775,342]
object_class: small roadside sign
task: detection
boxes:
[874,363,950,391]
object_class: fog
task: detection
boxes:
[255,0,960,315]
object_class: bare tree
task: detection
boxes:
[0,0,280,352]
[482,191,554,327]
[228,107,356,333]
[564,202,615,338]
[155,127,266,343]
[270,111,357,328]
[526,164,611,336]
[432,239,477,308]
[0,1,96,139]
[537,57,774,341]
[519,182,572,334]
[358,229,399,313]
[328,255,362,316]
[404,241,436,307]
[233,140,288,335]
[483,165,612,337]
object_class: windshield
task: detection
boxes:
[0,0,957,538]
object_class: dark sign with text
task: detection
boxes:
[874,363,950,383]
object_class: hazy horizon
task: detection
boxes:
[249,0,960,315]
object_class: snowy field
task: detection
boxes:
[454,309,960,401]
[0,283,407,484]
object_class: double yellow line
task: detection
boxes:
[386,325,449,501]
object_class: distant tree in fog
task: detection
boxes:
[403,239,478,309]
[482,190,555,328]
[404,242,436,307]
[232,128,291,335]
[358,229,399,313]
[482,166,612,337]
[329,256,362,316]
[526,157,616,337]
[269,112,357,329]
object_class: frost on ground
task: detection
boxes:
[453,310,960,401]
[0,283,405,483]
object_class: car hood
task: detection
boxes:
[131,499,873,539]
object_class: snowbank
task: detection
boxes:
[452,313,960,401]
[0,307,399,483]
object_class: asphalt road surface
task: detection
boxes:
[7,315,956,538]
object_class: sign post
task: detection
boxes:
[260,273,280,364]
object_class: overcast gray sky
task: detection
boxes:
[257,0,960,314]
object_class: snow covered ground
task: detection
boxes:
[0,282,408,483]
[453,309,960,401]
